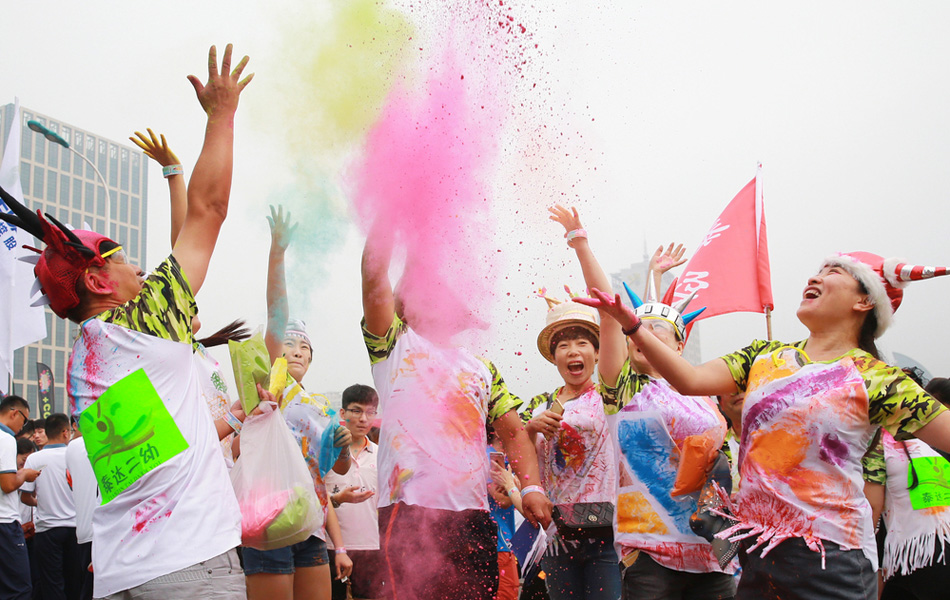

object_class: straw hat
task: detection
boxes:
[536,297,600,363]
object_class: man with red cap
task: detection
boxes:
[1,44,258,600]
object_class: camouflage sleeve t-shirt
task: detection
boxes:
[67,254,241,597]
[362,314,520,512]
[717,339,946,566]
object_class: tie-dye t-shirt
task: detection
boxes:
[363,315,521,512]
[280,380,333,540]
[67,256,241,597]
[720,340,946,568]
[524,387,618,509]
[602,361,732,574]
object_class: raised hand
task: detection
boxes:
[267,205,298,251]
[187,43,253,118]
[575,288,640,332]
[650,243,688,274]
[548,204,587,247]
[129,129,181,167]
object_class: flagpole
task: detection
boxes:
[765,307,773,341]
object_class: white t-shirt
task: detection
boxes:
[22,445,76,532]
[67,257,241,597]
[0,428,20,523]
[65,437,99,544]
[362,316,522,513]
[195,344,235,469]
[326,439,379,550]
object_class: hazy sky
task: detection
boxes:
[2,1,949,398]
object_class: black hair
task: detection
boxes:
[32,418,45,429]
[855,279,881,359]
[550,326,600,357]
[342,384,379,411]
[0,395,29,414]
[926,377,950,408]
[16,438,36,455]
[16,420,35,437]
[197,319,250,348]
[44,413,69,440]
[901,366,926,387]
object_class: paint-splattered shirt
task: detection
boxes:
[195,344,235,468]
[362,315,521,512]
[67,255,241,597]
[719,339,946,568]
[602,360,732,574]
[280,381,332,540]
[525,387,618,510]
[863,430,950,579]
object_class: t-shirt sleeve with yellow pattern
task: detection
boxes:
[857,357,945,440]
[721,339,945,440]
[361,314,409,365]
[97,254,196,344]
[861,430,887,486]
[599,359,649,414]
[477,358,523,423]
[521,392,553,424]
[719,339,790,392]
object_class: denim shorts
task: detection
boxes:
[243,535,329,575]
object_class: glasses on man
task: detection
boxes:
[13,409,28,424]
[344,408,378,419]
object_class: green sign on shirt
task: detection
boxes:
[908,455,950,510]
[79,369,189,504]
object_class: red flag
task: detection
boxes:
[664,164,773,322]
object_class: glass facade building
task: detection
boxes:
[0,104,148,415]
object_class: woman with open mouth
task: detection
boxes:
[578,251,950,600]
[522,290,620,600]
[547,205,736,600]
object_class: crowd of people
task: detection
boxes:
[1,43,949,600]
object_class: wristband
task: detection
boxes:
[162,164,183,178]
[335,547,347,554]
[622,319,643,337]
[223,411,243,435]
[565,229,587,244]
[507,487,519,497]
[521,485,545,498]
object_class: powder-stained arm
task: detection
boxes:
[361,220,396,338]
[646,243,687,299]
[548,205,626,388]
[493,410,552,528]
[577,289,738,396]
[129,129,186,247]
[173,44,253,295]
[264,205,298,363]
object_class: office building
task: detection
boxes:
[0,104,148,415]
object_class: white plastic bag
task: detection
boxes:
[231,401,320,550]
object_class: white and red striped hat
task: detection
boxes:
[822,252,949,338]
